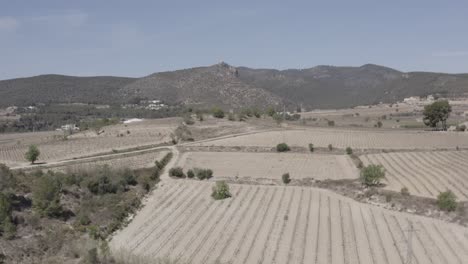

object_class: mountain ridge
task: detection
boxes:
[1,63,468,109]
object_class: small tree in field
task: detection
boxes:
[282,173,291,184]
[212,181,231,200]
[328,144,333,151]
[437,190,457,211]
[346,147,353,155]
[360,164,385,186]
[25,145,40,164]
[308,143,314,152]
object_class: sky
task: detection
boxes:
[1,0,468,79]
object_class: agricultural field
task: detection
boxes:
[52,149,169,172]
[176,151,358,181]
[361,150,468,200]
[0,119,177,167]
[111,181,468,264]
[193,128,468,150]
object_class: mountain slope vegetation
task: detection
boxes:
[1,63,468,109]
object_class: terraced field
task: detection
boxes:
[52,150,169,172]
[361,150,468,200]
[176,152,358,181]
[111,181,468,264]
[0,121,175,167]
[193,128,468,150]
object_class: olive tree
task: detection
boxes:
[423,100,452,130]
[25,145,40,164]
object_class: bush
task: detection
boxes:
[212,181,231,200]
[33,173,63,217]
[0,164,15,191]
[401,187,410,196]
[376,121,383,128]
[328,144,333,151]
[276,143,290,152]
[187,169,195,178]
[212,108,225,118]
[456,124,466,131]
[360,164,385,186]
[308,144,314,152]
[121,169,137,186]
[282,173,291,184]
[183,115,195,125]
[346,147,353,155]
[25,145,40,164]
[169,167,185,178]
[194,168,213,180]
[437,191,457,211]
[87,175,118,195]
[327,120,335,126]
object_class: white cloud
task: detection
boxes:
[432,51,468,57]
[0,17,19,32]
[31,10,88,28]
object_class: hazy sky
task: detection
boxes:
[1,0,468,79]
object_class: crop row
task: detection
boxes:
[176,151,359,181]
[111,181,468,264]
[361,150,468,200]
[193,129,468,150]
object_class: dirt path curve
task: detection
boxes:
[9,128,273,172]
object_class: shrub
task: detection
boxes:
[437,191,457,211]
[308,144,314,152]
[87,175,118,195]
[169,167,185,178]
[212,108,225,118]
[183,115,195,125]
[456,124,466,131]
[194,168,213,180]
[328,144,333,151]
[360,164,385,186]
[32,173,63,217]
[0,164,15,191]
[276,143,290,152]
[187,169,195,178]
[138,175,151,192]
[212,181,231,200]
[327,120,335,126]
[401,187,410,196]
[25,145,40,164]
[282,173,291,184]
[121,169,137,186]
[346,147,353,155]
[376,121,383,128]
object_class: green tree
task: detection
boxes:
[25,145,40,164]
[360,164,385,186]
[423,100,452,130]
[346,147,353,155]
